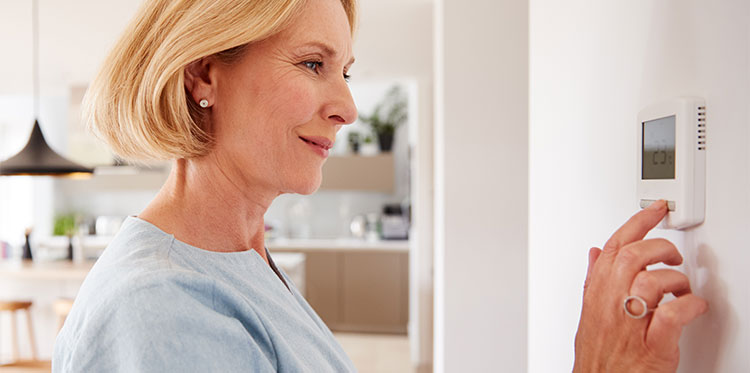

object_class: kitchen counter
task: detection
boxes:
[0,253,307,360]
[71,235,409,256]
[0,254,307,283]
[267,238,409,253]
[0,259,94,281]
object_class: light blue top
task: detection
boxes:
[53,217,356,372]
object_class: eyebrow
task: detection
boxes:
[298,41,356,66]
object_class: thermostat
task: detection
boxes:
[636,97,706,230]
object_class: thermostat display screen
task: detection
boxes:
[642,115,676,180]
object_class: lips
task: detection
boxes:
[299,136,334,150]
[299,135,334,158]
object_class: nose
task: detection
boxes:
[323,79,358,126]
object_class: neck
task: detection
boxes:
[139,157,279,264]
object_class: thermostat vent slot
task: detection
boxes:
[697,107,706,151]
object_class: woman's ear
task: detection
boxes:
[184,57,215,106]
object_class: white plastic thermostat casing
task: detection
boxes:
[636,97,706,230]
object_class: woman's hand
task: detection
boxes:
[573,200,708,372]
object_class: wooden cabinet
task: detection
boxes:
[274,249,409,334]
[304,252,342,325]
[339,252,409,334]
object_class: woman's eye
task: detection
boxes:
[303,61,322,73]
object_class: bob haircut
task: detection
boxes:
[84,0,358,161]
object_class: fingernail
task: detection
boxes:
[647,200,665,210]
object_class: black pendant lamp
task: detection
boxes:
[0,0,93,178]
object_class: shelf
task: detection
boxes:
[56,154,394,193]
[268,238,409,253]
[56,166,169,191]
[320,153,394,192]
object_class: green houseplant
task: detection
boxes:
[358,86,408,152]
[347,132,361,153]
[54,213,78,261]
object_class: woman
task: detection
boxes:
[55,0,357,371]
[53,0,706,371]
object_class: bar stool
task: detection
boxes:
[0,301,37,363]
[52,298,75,332]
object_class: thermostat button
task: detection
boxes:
[639,199,676,211]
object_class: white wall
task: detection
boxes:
[529,0,750,371]
[434,0,528,372]
[0,98,35,247]
[0,0,141,97]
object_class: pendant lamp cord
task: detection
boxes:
[32,0,39,118]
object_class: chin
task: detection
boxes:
[295,182,320,195]
[290,172,322,195]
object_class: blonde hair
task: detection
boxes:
[85,0,357,161]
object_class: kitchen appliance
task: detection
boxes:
[380,204,409,240]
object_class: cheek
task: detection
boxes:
[220,75,315,147]
[250,78,319,163]
[254,84,320,162]
[263,77,318,130]
[212,68,325,192]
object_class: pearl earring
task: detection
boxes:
[199,99,209,108]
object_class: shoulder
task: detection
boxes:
[53,221,277,372]
[55,267,277,372]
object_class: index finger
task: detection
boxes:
[602,200,668,253]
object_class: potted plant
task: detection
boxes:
[359,134,379,156]
[347,132,361,154]
[53,213,78,261]
[359,86,408,152]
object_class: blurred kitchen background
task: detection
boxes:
[0,0,434,372]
